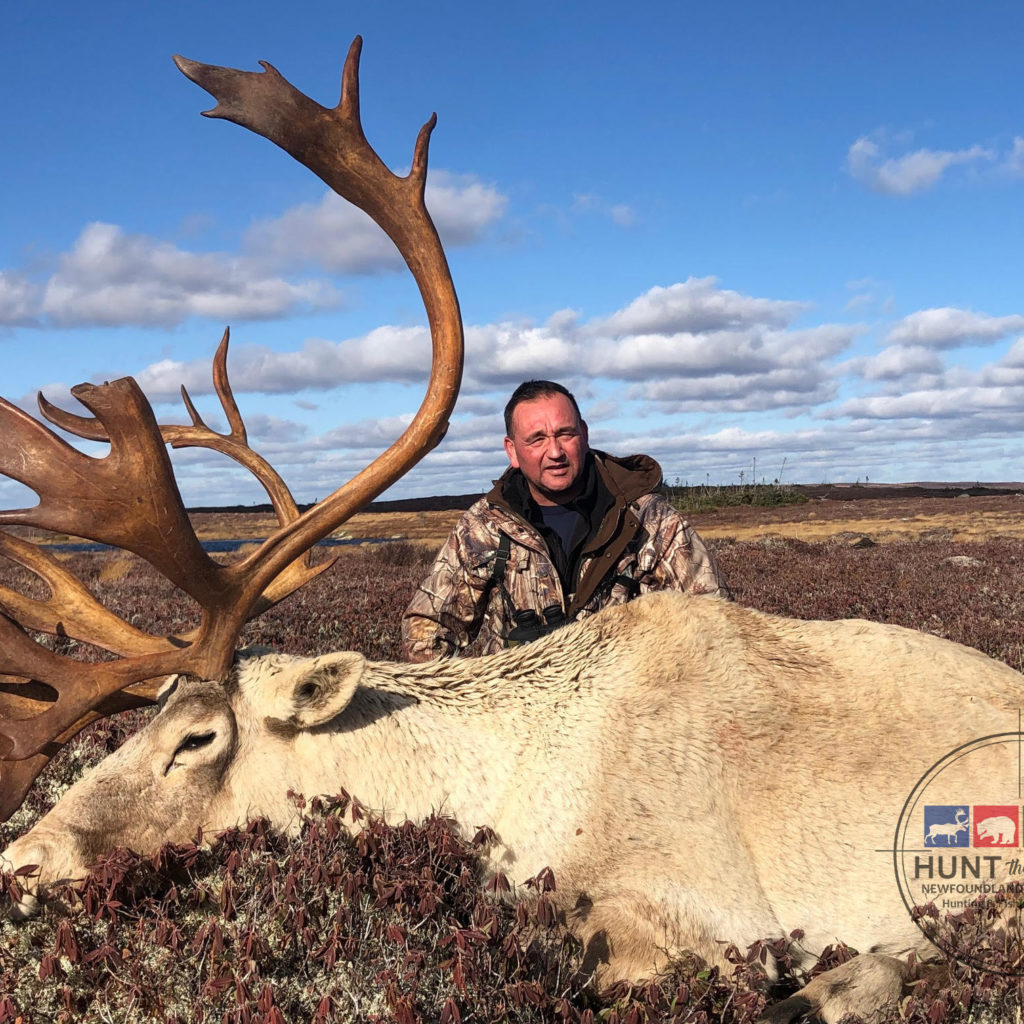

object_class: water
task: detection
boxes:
[48,536,398,554]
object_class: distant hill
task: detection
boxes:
[795,483,1024,501]
[187,482,1023,516]
[187,493,486,515]
[353,492,486,513]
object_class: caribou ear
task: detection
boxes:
[285,652,367,728]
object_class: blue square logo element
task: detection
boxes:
[924,806,970,846]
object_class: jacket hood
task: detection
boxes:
[594,450,663,503]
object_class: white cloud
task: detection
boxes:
[590,323,856,395]
[843,292,875,312]
[830,383,1024,422]
[316,413,416,450]
[570,192,637,228]
[843,277,894,315]
[451,395,500,417]
[425,172,509,245]
[38,223,341,328]
[241,414,309,443]
[243,174,507,274]
[598,277,807,336]
[133,325,433,401]
[453,282,851,409]
[244,196,399,275]
[1005,137,1024,177]
[846,136,994,196]
[1,172,504,331]
[631,366,838,413]
[464,317,582,385]
[885,307,1024,348]
[610,204,636,227]
[1001,337,1024,367]
[17,273,1022,503]
[119,278,856,423]
[858,345,944,381]
[0,272,40,326]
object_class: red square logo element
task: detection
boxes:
[972,806,1019,847]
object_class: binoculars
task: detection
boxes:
[505,604,569,646]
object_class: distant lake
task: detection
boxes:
[48,536,397,554]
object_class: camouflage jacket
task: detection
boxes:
[400,450,729,661]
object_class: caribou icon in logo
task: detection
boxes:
[924,807,969,845]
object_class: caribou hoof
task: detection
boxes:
[758,953,912,1024]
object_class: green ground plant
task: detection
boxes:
[666,460,807,514]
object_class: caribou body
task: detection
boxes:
[5,591,1022,1022]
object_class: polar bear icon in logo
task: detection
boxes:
[973,805,1019,847]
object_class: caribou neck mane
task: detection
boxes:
[360,617,602,709]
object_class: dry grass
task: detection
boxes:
[96,553,135,583]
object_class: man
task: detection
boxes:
[400,380,729,661]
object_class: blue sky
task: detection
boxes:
[3,2,1023,507]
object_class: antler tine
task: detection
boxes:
[0,385,222,799]
[0,377,224,763]
[36,330,245,447]
[161,329,337,610]
[36,327,335,612]
[0,335,331,773]
[0,669,160,822]
[164,330,296,528]
[0,532,179,656]
[0,609,190,762]
[0,381,222,602]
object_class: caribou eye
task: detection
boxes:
[165,731,217,773]
[177,731,215,755]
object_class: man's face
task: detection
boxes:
[504,393,589,506]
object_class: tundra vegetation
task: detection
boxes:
[665,472,807,514]
[2,536,1023,1024]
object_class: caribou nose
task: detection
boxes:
[1,842,44,920]
[7,888,40,921]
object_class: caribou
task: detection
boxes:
[1,40,1021,1024]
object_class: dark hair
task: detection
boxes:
[503,380,583,437]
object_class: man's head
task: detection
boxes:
[503,381,589,506]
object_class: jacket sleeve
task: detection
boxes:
[400,512,496,662]
[635,495,731,599]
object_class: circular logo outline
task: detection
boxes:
[894,730,1024,976]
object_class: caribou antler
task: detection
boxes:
[0,36,463,820]
[36,328,335,616]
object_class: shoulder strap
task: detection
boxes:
[490,530,511,584]
[485,531,517,619]
[610,571,641,600]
